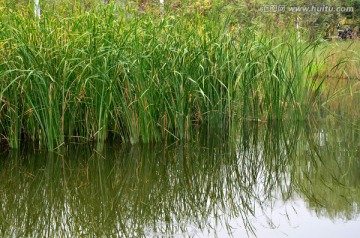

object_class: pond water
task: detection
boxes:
[0,119,359,237]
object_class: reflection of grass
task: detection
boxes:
[236,119,360,220]
[293,119,360,220]
[0,141,261,237]
[1,120,359,237]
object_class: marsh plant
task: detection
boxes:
[0,3,328,149]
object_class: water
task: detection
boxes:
[0,119,359,237]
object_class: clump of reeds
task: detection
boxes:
[0,3,327,149]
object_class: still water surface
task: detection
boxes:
[0,119,359,237]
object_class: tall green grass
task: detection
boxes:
[0,4,326,149]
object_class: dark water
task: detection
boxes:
[0,119,360,237]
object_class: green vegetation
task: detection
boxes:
[0,2,358,149]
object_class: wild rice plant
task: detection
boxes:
[0,4,329,149]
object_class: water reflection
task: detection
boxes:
[0,119,359,237]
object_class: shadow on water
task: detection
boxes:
[0,119,359,237]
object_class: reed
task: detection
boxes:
[0,4,333,149]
